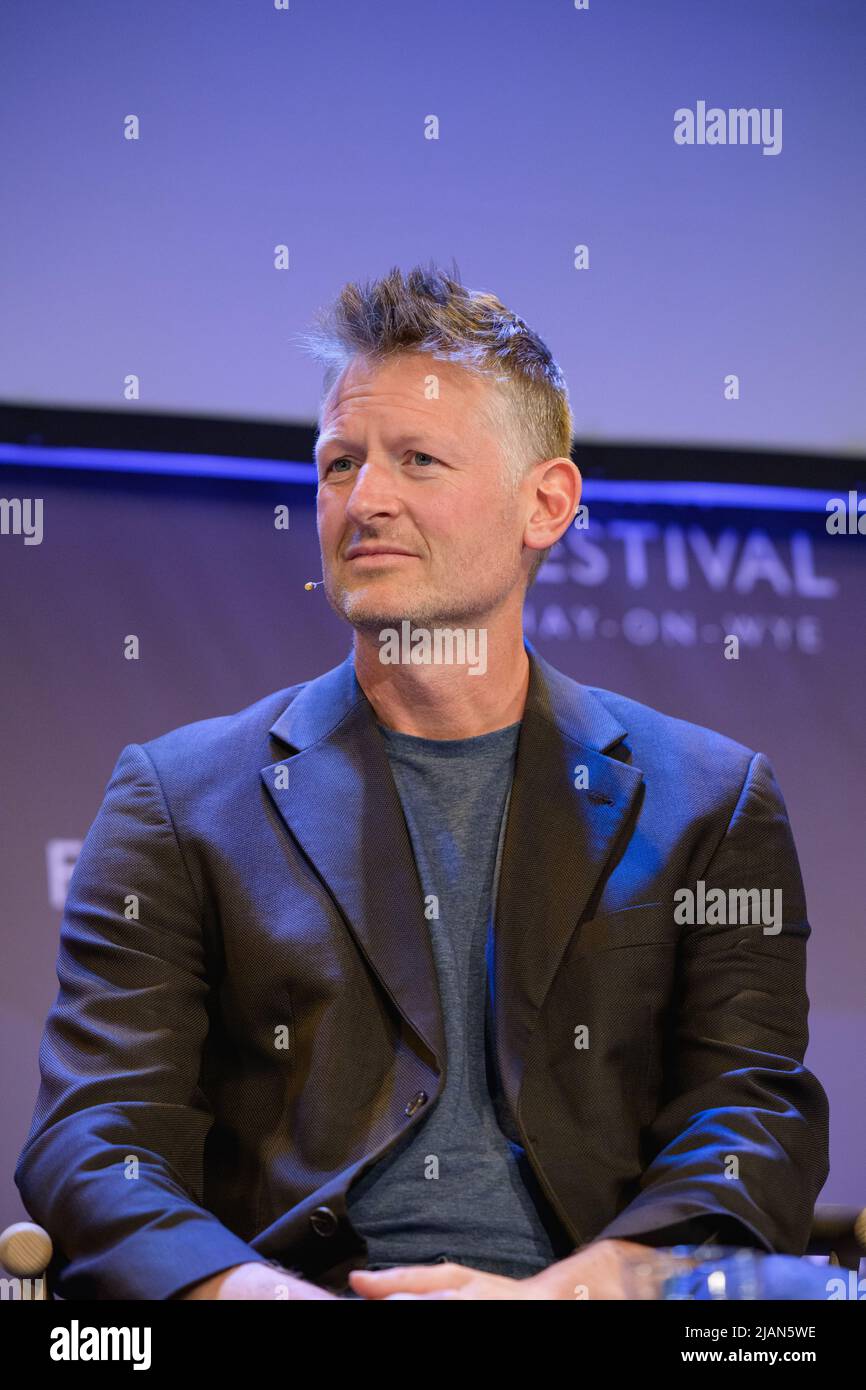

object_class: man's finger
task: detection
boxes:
[383,1290,457,1300]
[348,1263,467,1294]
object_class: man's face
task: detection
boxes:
[314,351,529,631]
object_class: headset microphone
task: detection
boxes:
[304,579,323,590]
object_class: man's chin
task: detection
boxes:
[341,607,422,632]
[325,579,409,625]
[330,594,428,630]
[327,580,494,630]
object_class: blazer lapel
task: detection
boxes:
[491,639,645,1126]
[261,646,446,1069]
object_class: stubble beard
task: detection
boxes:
[325,569,507,634]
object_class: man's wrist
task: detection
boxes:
[525,1246,590,1299]
[176,1259,309,1299]
[528,1239,669,1300]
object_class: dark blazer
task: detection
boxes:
[15,638,830,1299]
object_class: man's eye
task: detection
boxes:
[325,452,438,474]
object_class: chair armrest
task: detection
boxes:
[807,1204,866,1270]
[0,1221,53,1298]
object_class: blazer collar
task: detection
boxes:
[268,636,627,755]
[262,636,643,1123]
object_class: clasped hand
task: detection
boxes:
[347,1239,667,1300]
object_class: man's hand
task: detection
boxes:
[348,1240,671,1300]
[529,1238,676,1300]
[175,1261,342,1300]
[349,1262,546,1300]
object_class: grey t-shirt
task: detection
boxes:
[345,717,571,1281]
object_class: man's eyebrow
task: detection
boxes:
[313,431,343,464]
[314,430,462,465]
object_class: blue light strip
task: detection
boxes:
[580,479,835,511]
[0,441,844,511]
[0,443,314,484]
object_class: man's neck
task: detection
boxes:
[351,627,530,740]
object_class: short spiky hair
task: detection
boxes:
[294,258,575,585]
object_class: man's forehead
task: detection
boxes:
[325,355,484,409]
[316,370,496,456]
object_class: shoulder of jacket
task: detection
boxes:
[582,681,759,776]
[136,680,308,766]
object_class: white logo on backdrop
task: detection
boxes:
[525,523,837,654]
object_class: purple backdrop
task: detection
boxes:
[1,463,863,1241]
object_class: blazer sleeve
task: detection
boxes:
[591,750,830,1255]
[14,742,274,1299]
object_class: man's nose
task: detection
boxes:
[344,461,400,518]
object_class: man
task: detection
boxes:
[15,263,830,1301]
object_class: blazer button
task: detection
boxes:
[404,1090,428,1117]
[309,1206,339,1237]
